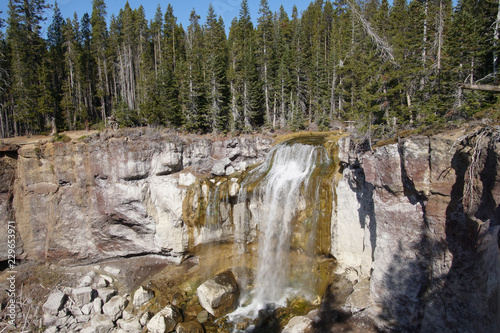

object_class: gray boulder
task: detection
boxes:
[102,295,128,322]
[196,271,240,317]
[43,291,68,316]
[147,305,182,333]
[72,287,95,308]
[97,288,117,303]
[81,313,115,333]
[132,286,154,307]
[117,317,142,332]
[211,158,231,176]
[282,316,313,333]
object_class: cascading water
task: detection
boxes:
[229,137,334,322]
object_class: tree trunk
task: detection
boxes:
[330,68,336,120]
[494,0,500,74]
[436,0,444,93]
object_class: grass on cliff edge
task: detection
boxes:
[272,130,349,146]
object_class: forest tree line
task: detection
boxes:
[0,0,499,138]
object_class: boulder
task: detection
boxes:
[282,316,313,333]
[139,311,152,326]
[81,313,115,333]
[81,303,92,315]
[102,295,128,322]
[97,288,117,303]
[117,317,142,332]
[211,158,231,176]
[79,274,94,287]
[103,266,121,275]
[75,314,91,323]
[45,326,58,333]
[43,291,68,315]
[346,278,371,313]
[196,310,208,324]
[147,305,183,333]
[132,286,155,307]
[175,321,204,333]
[72,287,95,308]
[96,277,108,288]
[43,313,57,326]
[93,297,103,314]
[196,271,240,317]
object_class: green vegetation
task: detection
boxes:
[52,132,71,142]
[0,0,499,138]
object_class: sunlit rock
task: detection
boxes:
[197,271,240,317]
[147,305,182,333]
[133,286,155,307]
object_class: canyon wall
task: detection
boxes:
[0,130,272,264]
[1,127,499,331]
[333,131,500,331]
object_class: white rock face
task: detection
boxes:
[8,132,273,264]
[147,305,182,333]
[139,311,152,326]
[149,175,189,255]
[178,172,196,187]
[151,142,183,176]
[330,170,373,277]
[211,158,231,176]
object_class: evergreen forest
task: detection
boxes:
[1,0,499,138]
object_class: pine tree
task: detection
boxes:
[290,5,307,130]
[0,11,10,137]
[61,14,84,129]
[182,9,207,132]
[256,0,275,127]
[273,5,293,128]
[205,5,229,133]
[7,0,49,135]
[151,5,163,78]
[79,12,96,125]
[91,0,109,123]
[47,1,66,133]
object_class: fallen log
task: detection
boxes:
[458,83,500,92]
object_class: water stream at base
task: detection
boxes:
[228,139,333,323]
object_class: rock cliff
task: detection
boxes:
[3,130,272,264]
[1,127,499,332]
[333,129,500,331]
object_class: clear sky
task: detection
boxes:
[0,0,311,37]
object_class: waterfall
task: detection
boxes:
[230,138,333,319]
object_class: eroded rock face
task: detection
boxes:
[0,147,21,261]
[336,133,500,332]
[6,131,272,263]
[2,129,500,332]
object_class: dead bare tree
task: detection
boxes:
[348,0,396,63]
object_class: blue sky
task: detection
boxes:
[0,0,311,37]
